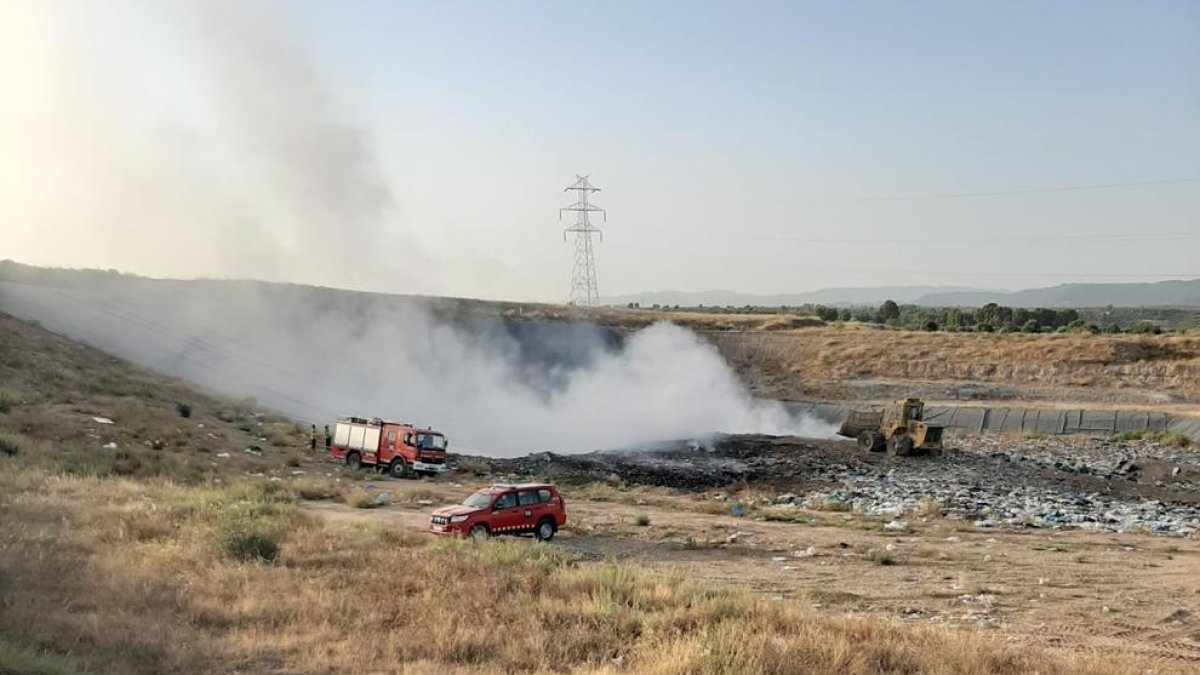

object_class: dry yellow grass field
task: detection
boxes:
[0,467,1183,675]
[708,324,1200,401]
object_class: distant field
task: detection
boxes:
[705,324,1200,404]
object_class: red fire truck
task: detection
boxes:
[329,416,448,478]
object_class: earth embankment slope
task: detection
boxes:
[705,326,1200,407]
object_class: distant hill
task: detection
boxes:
[917,279,1200,308]
[604,279,1200,309]
[602,286,983,308]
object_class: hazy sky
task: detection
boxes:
[3,1,1198,301]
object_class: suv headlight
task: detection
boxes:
[449,515,469,524]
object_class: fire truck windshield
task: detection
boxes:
[416,433,447,450]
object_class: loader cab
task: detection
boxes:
[901,398,924,422]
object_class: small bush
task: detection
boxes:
[176,402,192,419]
[866,548,895,566]
[211,512,281,563]
[1115,430,1146,442]
[343,487,380,509]
[0,431,21,456]
[1152,431,1191,448]
[0,390,17,414]
[284,457,301,468]
[292,478,336,500]
[635,514,651,527]
[914,496,944,518]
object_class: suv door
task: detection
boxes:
[516,489,546,532]
[488,491,525,534]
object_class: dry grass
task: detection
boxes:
[572,483,735,516]
[709,325,1200,398]
[1,466,1176,675]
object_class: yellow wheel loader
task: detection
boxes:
[837,398,944,457]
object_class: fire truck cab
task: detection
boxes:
[330,416,447,478]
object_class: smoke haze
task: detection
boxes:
[0,1,830,453]
[0,277,831,455]
[1,0,431,293]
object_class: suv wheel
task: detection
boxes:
[346,452,362,470]
[389,458,408,479]
[468,524,489,541]
[534,517,556,542]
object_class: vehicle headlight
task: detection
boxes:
[449,515,469,524]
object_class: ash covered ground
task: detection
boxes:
[456,434,1200,537]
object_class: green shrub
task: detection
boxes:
[284,457,301,468]
[1115,430,1146,442]
[0,390,16,414]
[176,402,192,419]
[635,514,651,527]
[211,512,281,563]
[0,431,21,456]
[1152,431,1191,448]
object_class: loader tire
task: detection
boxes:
[887,435,914,457]
[859,431,884,452]
[346,452,362,470]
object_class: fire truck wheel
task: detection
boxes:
[389,458,408,479]
[534,518,556,542]
[468,525,489,540]
[346,452,362,470]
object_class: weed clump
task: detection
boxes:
[343,488,381,509]
[635,514,651,527]
[0,390,17,414]
[0,431,21,456]
[866,548,895,566]
[175,402,192,419]
[291,478,336,500]
[211,511,282,563]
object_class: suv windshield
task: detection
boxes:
[416,433,447,450]
[462,491,493,509]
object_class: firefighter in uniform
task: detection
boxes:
[309,425,317,451]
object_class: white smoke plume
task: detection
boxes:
[0,278,833,456]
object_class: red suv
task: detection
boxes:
[430,483,566,541]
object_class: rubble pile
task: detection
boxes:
[466,433,1200,537]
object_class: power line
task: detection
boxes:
[828,176,1200,202]
[626,230,1200,245]
[730,263,1197,279]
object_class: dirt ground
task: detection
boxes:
[305,491,1200,670]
